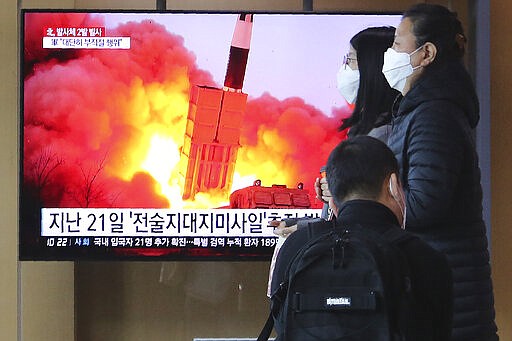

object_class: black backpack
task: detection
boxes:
[258,220,414,341]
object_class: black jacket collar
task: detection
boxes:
[394,60,480,128]
[335,200,400,233]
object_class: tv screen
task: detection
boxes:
[20,10,401,260]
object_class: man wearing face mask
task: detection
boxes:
[268,135,453,340]
[382,4,498,340]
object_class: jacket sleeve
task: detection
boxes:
[432,251,454,341]
[403,239,453,340]
[402,101,467,230]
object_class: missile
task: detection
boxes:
[223,14,253,92]
[180,14,254,200]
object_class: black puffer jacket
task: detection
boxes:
[387,61,498,341]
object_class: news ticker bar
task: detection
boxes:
[44,236,279,249]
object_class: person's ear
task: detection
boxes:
[388,173,400,199]
[420,42,437,66]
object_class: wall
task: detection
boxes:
[490,1,512,339]
[1,0,509,340]
[0,0,20,339]
[15,0,77,337]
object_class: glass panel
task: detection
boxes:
[75,261,273,340]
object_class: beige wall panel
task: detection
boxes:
[0,0,19,339]
[75,262,272,340]
[165,0,302,11]
[21,0,75,9]
[313,0,464,13]
[313,0,414,12]
[74,0,302,11]
[75,0,157,10]
[490,1,512,339]
[21,262,75,341]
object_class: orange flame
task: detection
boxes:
[107,84,303,208]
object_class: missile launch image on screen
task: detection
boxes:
[20,11,401,259]
[21,12,400,212]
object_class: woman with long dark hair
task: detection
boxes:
[337,26,399,140]
[314,26,400,211]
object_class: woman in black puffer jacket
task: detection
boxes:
[383,4,498,340]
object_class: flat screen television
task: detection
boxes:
[19,9,401,260]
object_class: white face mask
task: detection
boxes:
[336,65,359,104]
[389,178,407,229]
[382,46,423,93]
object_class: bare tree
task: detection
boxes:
[73,154,107,208]
[72,153,121,208]
[25,147,65,194]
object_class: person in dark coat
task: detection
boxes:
[382,4,498,340]
[269,136,453,341]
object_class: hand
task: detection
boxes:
[270,220,298,238]
[314,177,332,204]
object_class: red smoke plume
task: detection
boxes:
[238,94,349,196]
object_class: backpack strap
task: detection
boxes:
[257,312,274,341]
[304,218,336,239]
[380,227,415,341]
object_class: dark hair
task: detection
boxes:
[326,135,398,209]
[403,3,466,64]
[339,26,399,135]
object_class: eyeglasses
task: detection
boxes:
[343,54,357,69]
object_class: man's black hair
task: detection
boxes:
[326,135,398,209]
